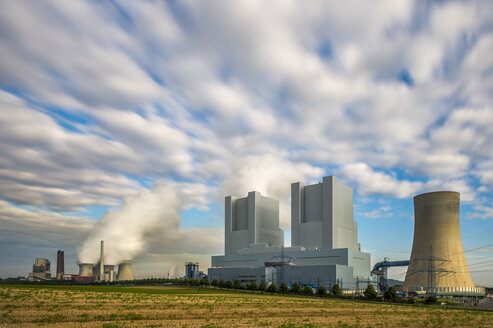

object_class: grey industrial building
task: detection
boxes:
[209,176,377,291]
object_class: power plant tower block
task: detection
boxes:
[404,191,481,293]
[117,261,134,281]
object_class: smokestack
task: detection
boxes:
[56,250,64,280]
[117,260,134,281]
[100,240,104,281]
[79,263,93,277]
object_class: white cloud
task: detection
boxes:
[338,163,423,198]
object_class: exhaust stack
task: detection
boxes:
[99,240,104,281]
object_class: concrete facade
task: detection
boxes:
[291,176,359,251]
[404,191,483,294]
[225,191,284,255]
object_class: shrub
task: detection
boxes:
[331,284,343,297]
[424,295,437,305]
[316,286,327,296]
[266,283,277,293]
[290,283,301,294]
[302,285,314,296]
[364,284,377,300]
[383,286,398,302]
[279,283,289,294]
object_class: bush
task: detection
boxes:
[249,281,257,291]
[279,283,289,294]
[316,286,327,296]
[424,295,438,304]
[302,285,314,295]
[258,282,266,292]
[290,283,301,294]
[407,297,416,304]
[363,284,377,300]
[383,286,398,302]
[225,280,233,289]
[233,279,241,289]
[266,283,277,293]
[331,284,343,297]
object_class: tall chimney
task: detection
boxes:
[100,240,104,281]
[56,250,64,280]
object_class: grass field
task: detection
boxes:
[1,285,492,327]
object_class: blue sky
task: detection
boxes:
[0,0,492,286]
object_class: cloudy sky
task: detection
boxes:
[0,0,492,286]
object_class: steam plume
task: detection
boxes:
[77,182,180,265]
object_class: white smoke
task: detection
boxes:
[77,182,181,265]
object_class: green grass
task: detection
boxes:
[0,284,234,295]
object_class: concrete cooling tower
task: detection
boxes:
[79,263,93,277]
[404,191,482,293]
[117,261,134,281]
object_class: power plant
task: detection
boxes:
[209,176,377,291]
[23,182,487,297]
[404,191,484,294]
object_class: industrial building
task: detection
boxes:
[292,176,359,251]
[209,176,377,291]
[28,258,52,281]
[185,262,207,280]
[225,191,284,255]
[404,191,484,295]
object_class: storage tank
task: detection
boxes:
[117,261,134,281]
[403,191,476,293]
[79,263,93,277]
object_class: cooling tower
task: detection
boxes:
[79,263,93,277]
[117,261,134,281]
[403,191,478,293]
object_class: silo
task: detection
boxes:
[79,263,93,277]
[403,191,475,293]
[117,261,134,281]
